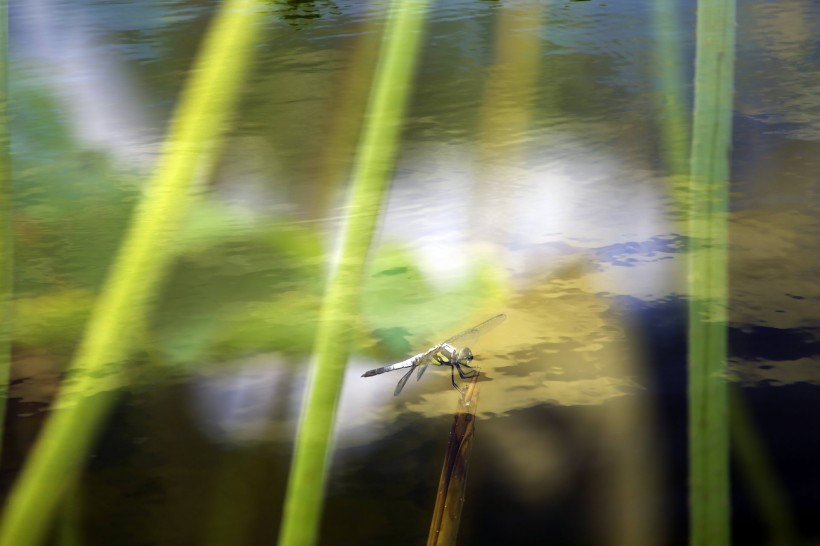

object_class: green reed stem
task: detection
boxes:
[477,0,544,167]
[687,0,735,543]
[652,0,689,210]
[0,0,10,463]
[276,2,431,545]
[0,2,264,544]
[730,390,799,546]
[56,479,83,546]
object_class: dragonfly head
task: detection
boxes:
[457,347,474,364]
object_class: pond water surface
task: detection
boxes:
[5,0,820,545]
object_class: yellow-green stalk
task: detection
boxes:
[731,391,799,546]
[652,0,690,209]
[0,2,264,544]
[0,0,10,462]
[687,0,736,543]
[277,1,431,545]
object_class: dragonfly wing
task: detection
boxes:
[394,366,417,396]
[442,313,507,348]
[416,364,428,381]
[369,315,506,395]
[411,348,440,382]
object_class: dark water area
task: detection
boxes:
[625,297,820,544]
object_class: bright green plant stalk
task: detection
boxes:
[652,0,689,209]
[668,1,791,542]
[0,1,264,544]
[730,391,799,546]
[687,0,735,544]
[277,1,431,545]
[56,480,83,546]
[0,0,10,463]
[309,25,380,218]
[477,0,543,169]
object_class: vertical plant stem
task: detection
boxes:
[307,23,380,217]
[56,480,83,546]
[276,2,430,545]
[473,0,543,267]
[201,451,261,546]
[0,2,264,545]
[426,374,480,546]
[0,0,11,463]
[730,390,799,546]
[687,0,735,543]
[652,0,690,209]
[476,1,543,176]
[653,0,689,175]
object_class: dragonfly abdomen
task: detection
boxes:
[361,355,418,377]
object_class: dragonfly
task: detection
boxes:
[362,314,506,396]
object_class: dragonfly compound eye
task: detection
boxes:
[460,347,474,361]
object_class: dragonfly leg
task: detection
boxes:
[450,365,464,393]
[455,363,478,379]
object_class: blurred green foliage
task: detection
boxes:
[12,75,140,295]
[153,209,325,364]
[11,64,506,376]
[362,243,506,354]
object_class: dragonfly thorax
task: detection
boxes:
[433,343,474,366]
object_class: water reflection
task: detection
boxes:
[5,0,820,544]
